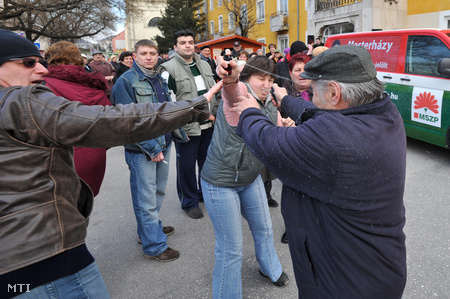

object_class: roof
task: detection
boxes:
[195,34,266,48]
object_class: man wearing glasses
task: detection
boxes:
[0,29,219,298]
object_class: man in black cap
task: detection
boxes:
[0,29,218,298]
[275,40,308,86]
[227,44,407,298]
[231,41,242,58]
[199,45,220,82]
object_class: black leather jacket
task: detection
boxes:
[0,85,209,275]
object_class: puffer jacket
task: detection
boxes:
[0,84,210,275]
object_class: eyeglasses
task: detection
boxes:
[9,57,48,69]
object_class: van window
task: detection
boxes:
[405,35,450,78]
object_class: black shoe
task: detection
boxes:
[186,207,203,219]
[259,270,289,287]
[268,198,278,207]
[281,232,288,244]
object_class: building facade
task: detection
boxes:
[202,0,309,54]
[125,0,166,51]
[200,0,450,54]
[307,0,450,43]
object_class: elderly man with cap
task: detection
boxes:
[227,44,407,298]
[0,29,219,298]
[89,50,116,94]
[199,45,220,82]
[231,41,242,58]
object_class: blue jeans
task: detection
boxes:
[201,175,283,299]
[175,127,213,211]
[125,143,172,256]
[16,262,109,299]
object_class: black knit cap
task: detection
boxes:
[301,44,377,83]
[289,41,308,56]
[0,29,42,66]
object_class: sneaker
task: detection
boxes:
[281,232,288,244]
[144,247,180,262]
[138,226,175,244]
[259,270,289,287]
[186,207,203,219]
[268,198,279,208]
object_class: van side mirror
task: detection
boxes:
[438,58,450,77]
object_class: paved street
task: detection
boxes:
[86,138,450,298]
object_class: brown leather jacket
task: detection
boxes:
[0,85,209,275]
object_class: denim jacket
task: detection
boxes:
[111,62,188,157]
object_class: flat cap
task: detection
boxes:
[92,50,103,55]
[301,44,376,83]
[233,41,241,46]
[200,45,210,50]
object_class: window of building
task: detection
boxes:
[218,0,222,7]
[405,35,450,78]
[256,0,265,22]
[218,15,223,33]
[322,23,355,40]
[257,38,266,54]
[228,12,235,31]
[148,17,161,27]
[278,0,288,14]
[278,34,289,54]
[210,20,215,35]
[210,0,213,11]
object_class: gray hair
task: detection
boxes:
[314,78,384,108]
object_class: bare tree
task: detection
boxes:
[0,0,126,42]
[221,0,259,38]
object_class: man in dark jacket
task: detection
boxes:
[0,29,218,298]
[199,45,220,82]
[228,44,407,298]
[112,39,185,263]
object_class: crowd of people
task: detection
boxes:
[0,27,407,299]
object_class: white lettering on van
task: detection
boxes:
[347,40,393,53]
[390,92,398,100]
[374,62,388,69]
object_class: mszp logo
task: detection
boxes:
[411,87,443,128]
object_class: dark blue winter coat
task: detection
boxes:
[236,94,407,299]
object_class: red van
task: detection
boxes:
[325,29,450,148]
